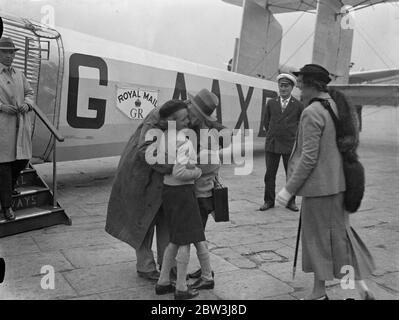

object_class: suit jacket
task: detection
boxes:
[285,93,346,197]
[264,96,304,154]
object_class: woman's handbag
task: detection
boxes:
[212,175,229,222]
[309,98,365,213]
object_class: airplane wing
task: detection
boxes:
[349,69,399,84]
[223,0,399,13]
[222,0,317,13]
[328,84,399,105]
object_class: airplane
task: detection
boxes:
[1,1,398,164]
[348,68,399,84]
[0,11,286,163]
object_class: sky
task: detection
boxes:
[1,0,398,72]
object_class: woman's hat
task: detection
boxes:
[159,99,187,119]
[293,64,331,84]
[188,89,218,122]
[0,37,20,51]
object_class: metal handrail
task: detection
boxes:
[22,19,66,209]
[31,103,63,209]
[3,12,66,212]
[31,104,64,142]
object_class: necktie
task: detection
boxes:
[282,99,288,112]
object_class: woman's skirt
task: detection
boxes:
[162,184,206,245]
[301,192,376,281]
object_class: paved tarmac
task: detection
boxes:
[0,106,398,300]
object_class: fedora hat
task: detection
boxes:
[187,89,218,122]
[293,64,331,84]
[0,37,20,51]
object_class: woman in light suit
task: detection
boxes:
[277,64,376,300]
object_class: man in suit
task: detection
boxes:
[260,73,304,212]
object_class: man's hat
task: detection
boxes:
[292,64,331,84]
[0,37,20,51]
[187,89,218,122]
[277,73,297,86]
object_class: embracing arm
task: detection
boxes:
[172,140,202,181]
[172,163,202,181]
[137,114,173,174]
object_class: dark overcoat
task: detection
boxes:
[264,96,304,155]
[105,108,172,249]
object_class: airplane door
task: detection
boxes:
[1,16,64,162]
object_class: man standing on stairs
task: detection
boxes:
[0,37,35,221]
[260,73,303,212]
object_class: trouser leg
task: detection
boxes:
[155,206,171,268]
[0,162,13,210]
[11,159,29,190]
[282,154,296,205]
[136,224,157,273]
[264,152,281,204]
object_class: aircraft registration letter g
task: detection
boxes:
[67,53,108,129]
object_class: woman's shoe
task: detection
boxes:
[361,290,376,300]
[137,270,160,281]
[190,277,215,290]
[188,268,202,279]
[155,283,175,295]
[174,288,199,300]
[188,269,215,279]
[300,294,329,300]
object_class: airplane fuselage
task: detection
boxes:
[38,27,296,161]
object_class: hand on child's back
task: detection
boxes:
[185,163,197,170]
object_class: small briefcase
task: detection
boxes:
[211,175,229,222]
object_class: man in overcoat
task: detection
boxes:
[260,73,304,212]
[105,89,224,281]
[0,37,35,221]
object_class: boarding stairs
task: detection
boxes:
[0,14,71,237]
[0,164,71,237]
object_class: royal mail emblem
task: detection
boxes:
[116,86,158,120]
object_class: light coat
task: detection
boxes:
[0,64,35,163]
[286,93,346,197]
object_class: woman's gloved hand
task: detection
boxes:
[276,187,292,207]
